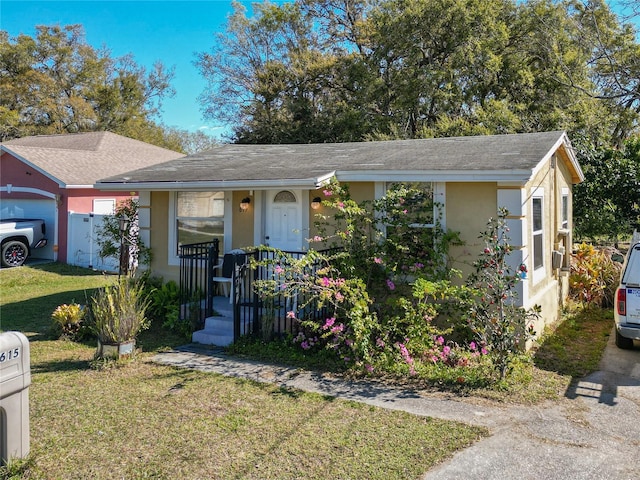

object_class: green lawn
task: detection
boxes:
[0,263,487,479]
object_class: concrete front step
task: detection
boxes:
[191,314,248,347]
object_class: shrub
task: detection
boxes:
[88,276,151,345]
[569,243,623,308]
[253,180,476,378]
[51,302,87,340]
[466,209,538,379]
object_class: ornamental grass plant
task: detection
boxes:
[88,275,151,345]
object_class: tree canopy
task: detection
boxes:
[196,0,640,146]
[0,24,216,153]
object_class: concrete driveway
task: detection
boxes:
[154,329,640,480]
[423,331,640,480]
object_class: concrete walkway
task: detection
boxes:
[152,331,640,480]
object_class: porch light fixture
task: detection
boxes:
[240,197,251,212]
[311,197,322,210]
[118,215,130,234]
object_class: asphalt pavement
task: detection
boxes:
[153,330,640,480]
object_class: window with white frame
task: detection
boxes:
[93,198,115,215]
[174,192,225,255]
[561,188,569,230]
[385,182,435,226]
[384,182,436,262]
[532,189,544,272]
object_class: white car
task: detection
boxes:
[614,236,640,349]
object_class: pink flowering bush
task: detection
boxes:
[251,183,533,385]
[466,208,539,379]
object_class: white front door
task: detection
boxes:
[265,189,303,251]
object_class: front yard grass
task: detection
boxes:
[1,263,487,479]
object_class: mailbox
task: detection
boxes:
[0,331,31,464]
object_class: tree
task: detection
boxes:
[196,0,639,146]
[573,135,640,241]
[0,25,176,144]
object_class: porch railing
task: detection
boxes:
[178,239,219,327]
[179,243,341,342]
[233,250,340,341]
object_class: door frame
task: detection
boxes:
[256,189,310,251]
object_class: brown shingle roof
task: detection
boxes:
[2,131,184,187]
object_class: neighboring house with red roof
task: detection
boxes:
[1,132,184,265]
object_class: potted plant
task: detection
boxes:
[89,276,151,359]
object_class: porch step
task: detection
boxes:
[191,313,254,347]
[192,314,234,347]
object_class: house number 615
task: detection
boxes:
[0,348,20,362]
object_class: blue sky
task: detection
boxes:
[0,0,249,138]
[1,1,637,140]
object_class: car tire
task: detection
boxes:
[1,240,29,267]
[615,329,634,350]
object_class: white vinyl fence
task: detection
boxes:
[67,213,119,272]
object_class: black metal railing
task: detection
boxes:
[178,239,219,327]
[236,248,341,341]
[179,242,341,342]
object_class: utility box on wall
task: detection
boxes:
[0,331,31,464]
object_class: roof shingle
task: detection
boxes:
[95,130,577,187]
[2,131,184,187]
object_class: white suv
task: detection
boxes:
[614,235,640,349]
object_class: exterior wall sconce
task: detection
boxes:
[311,197,322,210]
[240,197,251,212]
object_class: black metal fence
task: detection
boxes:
[178,239,219,326]
[179,242,340,342]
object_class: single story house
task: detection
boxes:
[95,130,583,333]
[1,132,184,265]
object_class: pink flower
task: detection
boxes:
[335,292,344,302]
[337,201,345,209]
[320,277,331,287]
[323,189,332,197]
[311,235,323,242]
[374,257,383,264]
[402,209,408,214]
[436,336,445,345]
[469,341,477,351]
[323,317,336,330]
[330,323,344,334]
[481,347,488,355]
[274,265,284,274]
[365,364,374,373]
[286,311,296,319]
[376,337,385,348]
[386,279,395,290]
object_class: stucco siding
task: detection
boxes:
[446,182,498,279]
[232,190,255,249]
[307,183,375,248]
[149,191,179,282]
